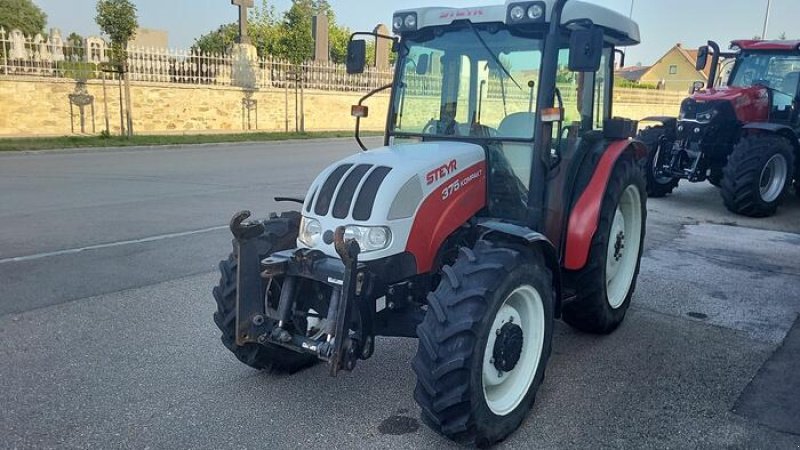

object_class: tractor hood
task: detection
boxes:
[683,85,770,123]
[299,142,487,265]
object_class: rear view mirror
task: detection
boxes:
[416,53,430,75]
[347,40,367,74]
[696,45,709,71]
[690,80,705,94]
[568,27,604,72]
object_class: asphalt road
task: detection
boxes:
[1,139,799,449]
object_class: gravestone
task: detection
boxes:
[33,33,49,61]
[312,15,329,62]
[85,36,107,63]
[9,29,27,60]
[373,24,390,70]
[50,28,65,62]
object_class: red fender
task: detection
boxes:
[564,139,646,271]
[406,162,487,273]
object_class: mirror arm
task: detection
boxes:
[354,83,393,151]
[707,41,721,89]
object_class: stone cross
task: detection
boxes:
[312,15,329,62]
[231,0,254,44]
[373,24,390,70]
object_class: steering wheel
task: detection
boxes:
[423,118,459,136]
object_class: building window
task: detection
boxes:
[669,65,678,75]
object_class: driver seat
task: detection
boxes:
[781,72,800,97]
[498,112,535,138]
[497,113,536,188]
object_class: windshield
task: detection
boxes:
[391,26,545,140]
[730,51,800,98]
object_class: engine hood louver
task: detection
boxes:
[311,164,393,221]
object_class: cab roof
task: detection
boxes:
[731,40,800,52]
[394,0,640,46]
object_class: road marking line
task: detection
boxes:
[0,225,229,265]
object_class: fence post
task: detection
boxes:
[0,28,7,75]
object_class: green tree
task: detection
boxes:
[96,0,138,136]
[194,23,238,55]
[66,32,85,60]
[0,0,46,36]
[277,0,315,64]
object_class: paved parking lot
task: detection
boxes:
[1,139,799,448]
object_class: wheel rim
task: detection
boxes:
[606,185,643,309]
[482,285,545,416]
[759,154,788,203]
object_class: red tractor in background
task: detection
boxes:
[638,40,800,217]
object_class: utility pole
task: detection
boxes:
[762,0,772,39]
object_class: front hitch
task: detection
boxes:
[230,211,267,346]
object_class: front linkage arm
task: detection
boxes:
[329,226,362,376]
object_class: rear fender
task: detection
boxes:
[742,123,800,153]
[564,139,647,271]
[478,220,563,317]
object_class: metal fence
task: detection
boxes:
[0,28,394,91]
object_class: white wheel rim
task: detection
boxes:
[482,285,544,416]
[606,185,643,309]
[759,154,788,203]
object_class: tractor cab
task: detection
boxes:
[348,0,641,234]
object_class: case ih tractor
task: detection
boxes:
[213,1,647,446]
[639,40,800,217]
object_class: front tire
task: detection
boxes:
[563,155,646,334]
[721,135,795,217]
[212,211,317,373]
[637,126,679,197]
[412,241,554,447]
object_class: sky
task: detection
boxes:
[34,0,798,66]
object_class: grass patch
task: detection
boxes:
[0,131,382,152]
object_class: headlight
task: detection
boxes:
[299,217,322,248]
[343,225,392,252]
[392,16,404,31]
[508,2,546,23]
[393,13,418,32]
[510,5,526,21]
[697,109,718,122]
[527,4,543,19]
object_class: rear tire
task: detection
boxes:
[563,155,646,334]
[412,241,554,447]
[721,135,794,218]
[212,211,317,373]
[636,126,679,197]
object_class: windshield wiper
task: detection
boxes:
[467,22,521,90]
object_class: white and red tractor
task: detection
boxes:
[213,1,648,446]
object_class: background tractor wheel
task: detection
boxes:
[212,211,317,373]
[563,155,646,334]
[412,240,554,448]
[721,135,795,218]
[636,126,679,197]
